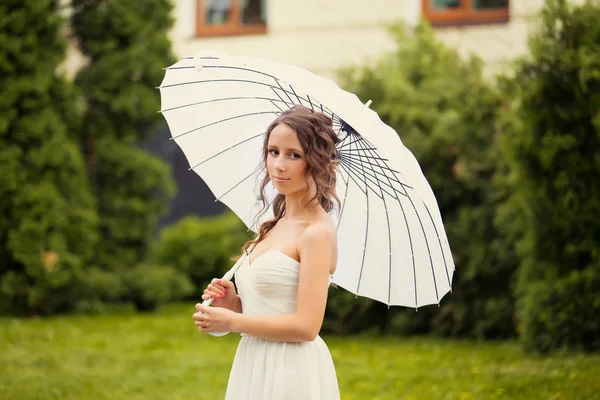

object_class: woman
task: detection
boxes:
[192,105,341,399]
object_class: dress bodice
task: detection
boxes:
[235,251,301,317]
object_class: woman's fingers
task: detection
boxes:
[207,284,227,296]
[203,287,226,299]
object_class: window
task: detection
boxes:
[196,0,267,37]
[422,0,509,27]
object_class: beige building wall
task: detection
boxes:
[63,0,583,80]
[171,0,419,79]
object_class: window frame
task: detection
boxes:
[196,0,267,37]
[422,0,509,27]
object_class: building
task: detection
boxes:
[167,0,582,80]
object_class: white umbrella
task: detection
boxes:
[159,52,454,310]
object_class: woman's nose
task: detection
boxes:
[274,156,286,171]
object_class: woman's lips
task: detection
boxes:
[273,177,288,183]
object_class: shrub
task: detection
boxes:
[120,264,194,312]
[153,212,253,299]
[499,0,600,352]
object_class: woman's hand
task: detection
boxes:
[193,304,238,333]
[202,278,240,311]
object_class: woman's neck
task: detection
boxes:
[283,188,320,220]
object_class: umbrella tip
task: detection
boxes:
[365,100,372,108]
[168,137,174,141]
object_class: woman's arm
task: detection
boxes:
[230,223,335,342]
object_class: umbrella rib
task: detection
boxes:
[288,84,304,106]
[335,169,351,232]
[270,99,285,113]
[172,111,277,140]
[215,166,262,203]
[189,133,264,170]
[353,132,370,297]
[339,156,403,200]
[341,146,393,164]
[339,153,408,191]
[353,142,394,307]
[307,95,315,111]
[339,153,408,192]
[405,195,440,305]
[337,160,369,197]
[338,136,367,149]
[423,200,453,290]
[275,79,295,106]
[270,87,292,109]
[341,154,407,190]
[160,96,288,113]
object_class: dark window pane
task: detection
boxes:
[473,0,508,10]
[431,0,462,10]
[242,0,266,25]
[205,0,231,25]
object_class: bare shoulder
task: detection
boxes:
[298,217,337,273]
[300,218,336,247]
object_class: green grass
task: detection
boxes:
[1,303,598,400]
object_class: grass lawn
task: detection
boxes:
[1,303,598,400]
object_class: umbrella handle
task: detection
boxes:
[200,252,249,337]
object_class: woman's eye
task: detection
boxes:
[268,149,278,155]
[290,153,300,159]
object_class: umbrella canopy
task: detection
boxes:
[159,52,454,309]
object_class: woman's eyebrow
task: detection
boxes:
[268,145,303,153]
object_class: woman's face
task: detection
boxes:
[266,123,309,194]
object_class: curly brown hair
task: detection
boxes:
[240,105,341,256]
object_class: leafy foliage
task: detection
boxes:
[498,0,600,352]
[154,212,254,299]
[70,0,177,270]
[0,0,98,315]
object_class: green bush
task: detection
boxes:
[153,212,253,299]
[73,267,125,313]
[519,268,600,352]
[70,0,177,271]
[120,264,193,312]
[0,0,98,316]
[499,0,600,353]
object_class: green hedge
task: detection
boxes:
[499,0,600,353]
[0,0,98,316]
[153,212,254,299]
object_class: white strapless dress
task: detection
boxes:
[224,250,340,400]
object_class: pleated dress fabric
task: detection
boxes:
[224,251,340,400]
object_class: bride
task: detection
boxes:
[193,105,341,399]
